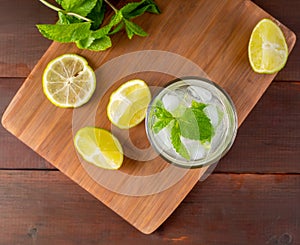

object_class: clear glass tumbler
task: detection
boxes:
[145,76,238,168]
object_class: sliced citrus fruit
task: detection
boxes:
[74,127,123,170]
[248,18,288,74]
[43,54,96,108]
[107,79,151,129]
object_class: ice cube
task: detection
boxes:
[204,104,220,127]
[187,86,212,103]
[162,92,180,112]
[181,137,207,160]
[209,125,225,152]
[156,127,172,150]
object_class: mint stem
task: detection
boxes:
[39,0,92,22]
[103,0,118,13]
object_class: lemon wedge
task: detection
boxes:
[43,54,96,108]
[107,79,151,129]
[74,127,123,170]
[248,18,288,74]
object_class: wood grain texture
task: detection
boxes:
[216,81,300,174]
[0,0,298,80]
[0,170,298,245]
[0,0,56,77]
[0,78,53,169]
[1,80,299,173]
[1,0,297,234]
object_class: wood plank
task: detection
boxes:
[216,81,300,173]
[1,79,298,173]
[1,0,297,233]
[0,78,53,169]
[0,170,298,244]
[0,0,299,80]
[0,0,56,77]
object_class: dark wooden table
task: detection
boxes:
[0,0,299,244]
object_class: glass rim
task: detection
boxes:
[145,76,238,169]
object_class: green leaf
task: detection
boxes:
[152,119,174,134]
[39,0,161,51]
[177,108,201,140]
[57,12,81,24]
[178,101,214,142]
[76,25,112,50]
[151,100,175,133]
[123,19,147,39]
[109,11,124,28]
[87,36,112,51]
[121,0,161,19]
[153,100,173,119]
[87,0,105,30]
[76,36,95,49]
[171,121,190,160]
[191,100,207,110]
[192,101,214,142]
[36,22,91,43]
[92,26,111,38]
[173,100,214,142]
[109,22,125,35]
[60,0,98,17]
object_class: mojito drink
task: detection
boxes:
[146,77,238,168]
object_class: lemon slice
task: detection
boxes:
[74,127,123,170]
[248,18,288,74]
[43,54,96,108]
[107,79,151,129]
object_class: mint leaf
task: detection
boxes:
[36,22,91,42]
[92,26,111,38]
[76,35,112,51]
[76,26,112,51]
[123,19,147,39]
[152,100,173,119]
[152,119,174,134]
[60,0,98,17]
[39,0,161,51]
[151,100,174,133]
[191,100,207,110]
[76,36,95,49]
[191,101,214,142]
[171,121,190,160]
[87,36,112,51]
[87,0,105,30]
[175,101,214,142]
[121,0,160,19]
[109,22,125,35]
[76,21,112,51]
[178,107,214,142]
[57,12,81,24]
[109,11,124,28]
[177,108,201,140]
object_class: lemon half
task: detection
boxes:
[74,127,123,170]
[248,18,288,74]
[43,54,96,108]
[107,79,151,129]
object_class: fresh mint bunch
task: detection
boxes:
[152,100,215,160]
[36,0,160,51]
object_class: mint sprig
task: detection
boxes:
[152,100,215,160]
[37,0,160,51]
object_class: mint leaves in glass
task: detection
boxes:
[146,77,238,168]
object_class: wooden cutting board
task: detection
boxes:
[2,0,296,234]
